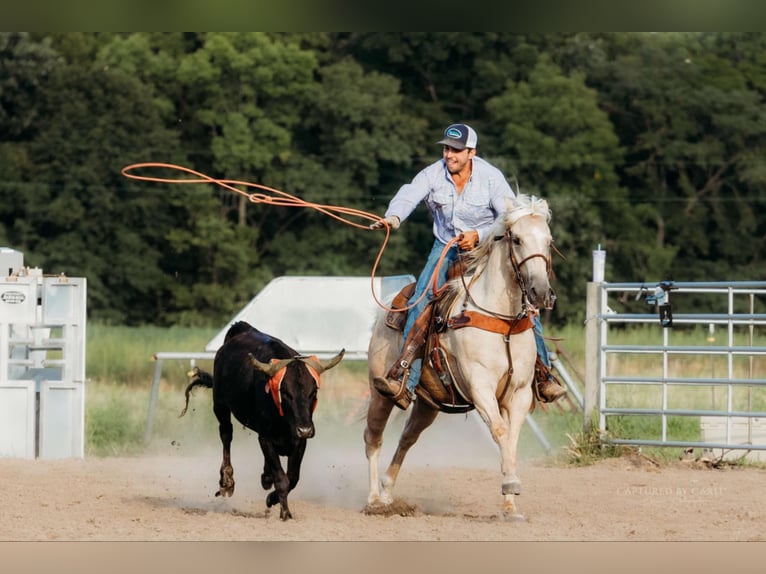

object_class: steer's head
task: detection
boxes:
[249,349,345,440]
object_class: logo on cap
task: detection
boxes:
[437,123,477,149]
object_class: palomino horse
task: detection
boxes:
[364,194,555,521]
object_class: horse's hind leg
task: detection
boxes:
[364,389,395,505]
[380,401,439,503]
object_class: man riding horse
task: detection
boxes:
[369,122,566,410]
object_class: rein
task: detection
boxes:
[457,230,551,324]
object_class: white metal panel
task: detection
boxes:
[0,265,87,460]
[0,280,38,323]
[39,381,84,459]
[0,247,23,277]
[205,275,414,359]
[42,277,86,325]
[0,381,36,459]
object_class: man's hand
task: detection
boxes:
[369,215,400,230]
[457,230,479,250]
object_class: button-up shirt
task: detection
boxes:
[384,156,515,245]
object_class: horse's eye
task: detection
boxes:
[512,235,522,246]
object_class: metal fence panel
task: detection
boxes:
[586,280,766,460]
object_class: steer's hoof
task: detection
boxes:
[215,487,234,498]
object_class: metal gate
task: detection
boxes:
[1,248,87,459]
[584,280,766,459]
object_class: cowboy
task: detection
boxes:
[370,123,567,410]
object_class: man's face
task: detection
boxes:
[443,145,475,174]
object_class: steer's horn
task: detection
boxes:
[314,349,345,374]
[248,353,293,377]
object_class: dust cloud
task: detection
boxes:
[158,389,507,516]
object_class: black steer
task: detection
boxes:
[180,320,344,520]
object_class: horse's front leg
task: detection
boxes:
[470,371,532,521]
[498,382,534,521]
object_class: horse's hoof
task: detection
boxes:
[502,512,526,523]
[502,480,522,495]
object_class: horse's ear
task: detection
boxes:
[504,196,515,212]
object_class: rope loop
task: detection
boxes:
[121,162,444,313]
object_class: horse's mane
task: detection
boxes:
[442,194,550,304]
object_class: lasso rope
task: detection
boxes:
[121,162,452,312]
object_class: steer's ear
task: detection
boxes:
[315,349,345,374]
[248,353,293,377]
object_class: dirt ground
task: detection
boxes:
[1,409,764,543]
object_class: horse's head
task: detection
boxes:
[502,195,556,310]
[446,194,556,313]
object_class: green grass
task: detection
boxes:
[81,322,765,465]
[85,381,146,456]
[86,322,217,386]
[85,323,218,456]
[83,324,372,456]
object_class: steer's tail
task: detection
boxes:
[179,366,214,417]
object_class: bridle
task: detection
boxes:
[458,228,552,322]
[507,230,552,312]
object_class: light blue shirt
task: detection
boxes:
[384,156,515,244]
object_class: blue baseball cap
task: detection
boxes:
[437,123,478,150]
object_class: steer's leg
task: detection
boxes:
[258,436,293,520]
[285,439,307,493]
[214,402,235,497]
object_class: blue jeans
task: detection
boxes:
[403,240,458,392]
[402,240,552,392]
[534,314,550,368]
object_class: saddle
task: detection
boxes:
[384,281,536,414]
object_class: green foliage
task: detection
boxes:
[486,54,630,323]
[1,33,765,326]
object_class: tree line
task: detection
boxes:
[1,32,764,326]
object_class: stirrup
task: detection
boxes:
[372,375,413,410]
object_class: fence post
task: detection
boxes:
[144,357,164,444]
[583,282,601,432]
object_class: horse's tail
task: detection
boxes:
[179,366,214,417]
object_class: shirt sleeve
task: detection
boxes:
[383,165,434,222]
[476,165,516,242]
